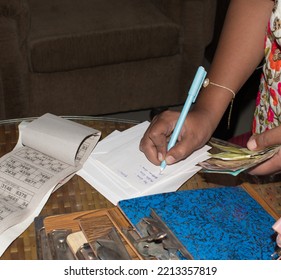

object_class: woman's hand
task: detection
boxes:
[247,126,281,175]
[139,109,214,166]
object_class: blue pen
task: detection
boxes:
[160,66,207,172]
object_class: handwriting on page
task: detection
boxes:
[137,166,159,185]
[117,165,160,186]
[0,178,32,220]
[16,147,69,173]
[0,157,54,188]
[0,148,71,226]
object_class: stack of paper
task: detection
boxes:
[78,122,211,205]
[0,113,101,257]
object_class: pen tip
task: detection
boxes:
[160,160,166,174]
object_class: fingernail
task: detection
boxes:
[158,152,163,161]
[165,155,176,165]
[273,218,281,234]
[248,139,257,150]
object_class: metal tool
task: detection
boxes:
[94,227,132,260]
[48,229,75,260]
[136,231,167,243]
[271,247,281,260]
[76,243,97,260]
[137,218,179,260]
[135,209,193,260]
[38,227,53,260]
[149,209,193,260]
[135,240,169,259]
[96,239,124,260]
[121,226,167,259]
[162,238,180,260]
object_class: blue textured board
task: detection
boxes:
[118,186,276,260]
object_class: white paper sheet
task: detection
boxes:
[0,113,101,257]
[78,121,211,205]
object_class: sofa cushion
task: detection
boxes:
[27,0,181,73]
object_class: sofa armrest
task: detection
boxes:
[0,0,29,46]
[181,0,217,85]
[150,0,216,39]
[150,0,217,88]
[149,0,182,24]
[181,0,217,49]
[0,0,30,119]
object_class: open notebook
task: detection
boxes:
[78,121,211,205]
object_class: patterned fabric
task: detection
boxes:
[253,0,281,133]
[119,187,276,260]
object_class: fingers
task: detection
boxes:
[140,110,211,166]
[246,127,281,175]
[248,152,281,175]
[139,111,179,165]
[247,126,281,150]
[139,129,168,165]
[164,143,191,165]
[164,129,199,165]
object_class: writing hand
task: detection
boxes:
[139,110,213,166]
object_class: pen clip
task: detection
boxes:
[190,66,207,102]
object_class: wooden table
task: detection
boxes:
[0,116,280,259]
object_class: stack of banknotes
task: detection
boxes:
[199,138,280,176]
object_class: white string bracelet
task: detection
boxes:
[203,78,236,129]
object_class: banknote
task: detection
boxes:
[199,138,280,176]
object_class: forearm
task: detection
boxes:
[193,0,274,131]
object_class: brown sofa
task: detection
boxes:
[0,0,216,120]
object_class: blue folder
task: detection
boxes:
[118,186,276,260]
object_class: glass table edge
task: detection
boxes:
[0,115,141,125]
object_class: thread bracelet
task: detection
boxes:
[203,78,236,129]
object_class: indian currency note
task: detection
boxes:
[198,138,280,176]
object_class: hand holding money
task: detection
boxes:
[199,138,280,176]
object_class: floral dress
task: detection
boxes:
[252,1,281,252]
[253,0,281,134]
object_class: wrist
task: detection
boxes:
[188,109,216,142]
